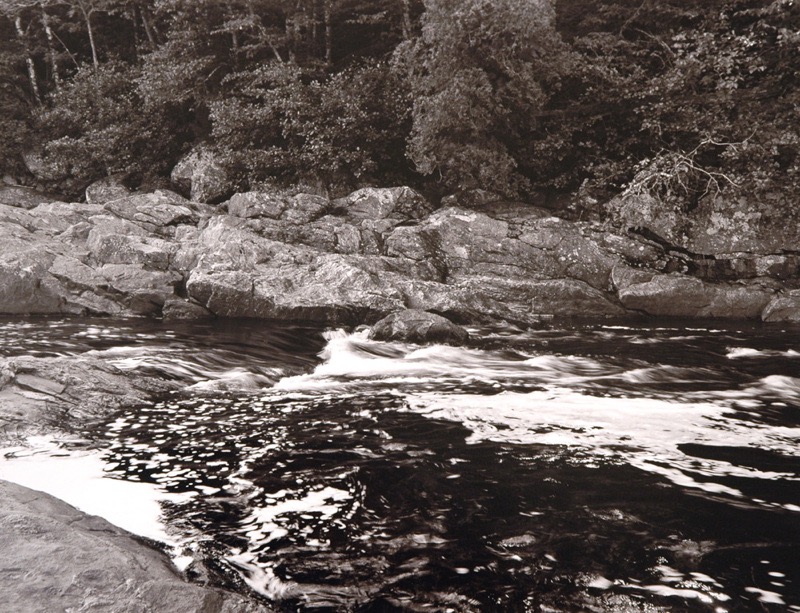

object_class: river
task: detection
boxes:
[1,317,798,612]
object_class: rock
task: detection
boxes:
[88,232,174,270]
[98,264,181,315]
[0,241,62,314]
[605,192,686,246]
[0,480,269,613]
[0,355,177,440]
[84,175,132,204]
[762,290,800,322]
[225,191,329,224]
[22,149,65,182]
[282,193,330,223]
[187,255,411,324]
[440,189,502,209]
[171,149,232,204]
[0,185,63,210]
[105,192,199,233]
[226,191,287,219]
[162,297,213,320]
[618,274,774,319]
[334,186,433,222]
[369,309,470,345]
[610,263,657,292]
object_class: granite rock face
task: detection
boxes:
[0,480,271,613]
[0,184,797,323]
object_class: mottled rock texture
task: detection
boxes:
[0,185,797,323]
[0,480,271,613]
[369,309,469,345]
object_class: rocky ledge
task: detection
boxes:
[2,184,799,325]
[0,480,269,613]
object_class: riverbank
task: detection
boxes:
[2,184,799,325]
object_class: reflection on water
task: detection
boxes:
[1,317,800,611]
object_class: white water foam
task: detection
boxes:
[274,329,617,392]
[274,330,800,512]
[727,347,800,359]
[0,436,193,566]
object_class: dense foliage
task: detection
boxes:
[0,0,796,211]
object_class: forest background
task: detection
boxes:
[0,0,797,219]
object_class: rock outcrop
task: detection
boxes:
[0,480,270,613]
[0,184,797,323]
[0,355,178,441]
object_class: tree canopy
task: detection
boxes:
[0,0,795,213]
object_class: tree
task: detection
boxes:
[210,59,411,190]
[400,0,571,197]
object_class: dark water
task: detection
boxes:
[2,317,799,612]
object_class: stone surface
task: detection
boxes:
[0,355,177,441]
[0,183,798,323]
[618,274,774,319]
[0,480,270,613]
[105,192,199,233]
[369,309,470,345]
[85,175,132,204]
[762,290,800,322]
[0,185,63,210]
[171,149,231,204]
[162,297,213,320]
[334,186,433,222]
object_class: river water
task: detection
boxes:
[1,317,799,612]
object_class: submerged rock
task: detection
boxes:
[369,310,470,345]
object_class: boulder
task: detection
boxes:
[605,192,686,246]
[105,192,199,233]
[369,309,470,345]
[98,264,181,315]
[84,175,132,204]
[0,480,269,613]
[187,255,411,324]
[334,186,433,222]
[0,185,62,210]
[762,290,800,322]
[0,240,62,314]
[162,298,213,320]
[171,149,231,204]
[618,274,774,319]
[0,355,177,440]
[441,188,502,209]
[225,191,329,225]
[225,191,287,219]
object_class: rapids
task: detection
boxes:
[1,317,799,611]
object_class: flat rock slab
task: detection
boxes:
[0,480,270,613]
